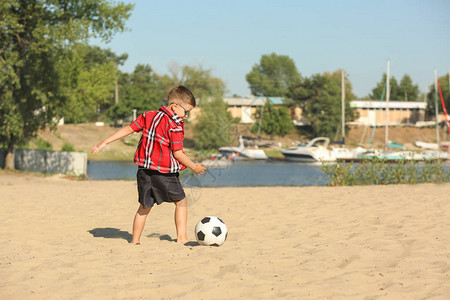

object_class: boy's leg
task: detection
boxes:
[131,204,152,244]
[174,198,188,243]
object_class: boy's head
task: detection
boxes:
[167,85,196,119]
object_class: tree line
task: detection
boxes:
[2,1,449,167]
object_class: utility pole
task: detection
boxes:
[384,60,390,151]
[341,70,346,139]
[434,70,439,144]
[115,81,119,104]
[114,64,119,104]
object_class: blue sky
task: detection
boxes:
[94,0,450,99]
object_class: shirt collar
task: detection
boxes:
[159,106,184,125]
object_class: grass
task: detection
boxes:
[263,148,284,158]
[321,158,450,186]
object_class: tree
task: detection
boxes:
[369,74,398,100]
[0,0,133,170]
[60,45,128,123]
[108,64,165,120]
[369,73,419,101]
[289,72,358,139]
[426,74,450,118]
[159,63,226,102]
[399,74,420,101]
[193,97,235,150]
[251,101,293,137]
[246,53,302,97]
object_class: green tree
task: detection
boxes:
[108,64,165,120]
[369,73,419,101]
[399,74,420,101]
[0,0,132,170]
[193,97,235,150]
[246,53,302,97]
[159,63,226,102]
[60,44,128,123]
[251,101,293,137]
[426,74,450,118]
[290,72,358,139]
[369,74,398,100]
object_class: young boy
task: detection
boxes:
[91,86,207,244]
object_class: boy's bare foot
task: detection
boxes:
[177,239,189,244]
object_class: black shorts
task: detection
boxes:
[136,168,186,209]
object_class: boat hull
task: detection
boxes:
[218,147,268,160]
[280,151,317,162]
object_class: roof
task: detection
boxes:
[223,96,285,106]
[350,100,427,109]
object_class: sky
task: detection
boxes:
[93,0,450,99]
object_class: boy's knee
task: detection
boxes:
[174,198,187,207]
[137,205,151,215]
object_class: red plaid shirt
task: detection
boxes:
[129,106,185,173]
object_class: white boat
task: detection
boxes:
[201,159,232,168]
[218,136,268,160]
[359,150,424,161]
[281,137,367,162]
[357,149,448,161]
[413,141,439,150]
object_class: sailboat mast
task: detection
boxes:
[384,60,390,151]
[341,70,345,139]
[434,69,440,144]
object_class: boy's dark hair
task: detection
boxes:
[168,85,196,107]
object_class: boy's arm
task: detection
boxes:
[173,150,207,176]
[91,125,134,155]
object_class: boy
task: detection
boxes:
[91,86,207,244]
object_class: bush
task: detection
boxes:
[35,138,53,151]
[62,142,75,152]
[193,97,236,150]
[251,101,293,137]
[321,158,450,186]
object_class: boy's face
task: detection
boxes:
[170,102,194,119]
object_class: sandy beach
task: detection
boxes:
[1,172,449,299]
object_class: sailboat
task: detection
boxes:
[413,70,450,158]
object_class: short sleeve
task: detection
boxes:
[169,124,184,151]
[130,113,145,132]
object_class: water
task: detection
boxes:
[87,160,331,187]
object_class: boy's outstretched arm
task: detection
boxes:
[91,125,134,155]
[173,150,207,176]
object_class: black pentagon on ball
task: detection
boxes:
[201,217,211,224]
[197,231,205,241]
[212,226,222,237]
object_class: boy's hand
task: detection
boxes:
[192,163,207,176]
[90,126,134,155]
[91,142,107,155]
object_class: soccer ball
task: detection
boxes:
[195,216,228,246]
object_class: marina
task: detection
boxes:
[86,158,450,187]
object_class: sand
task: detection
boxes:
[1,172,449,299]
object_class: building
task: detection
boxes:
[191,97,429,127]
[350,100,427,126]
[223,96,304,124]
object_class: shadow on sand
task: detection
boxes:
[87,229,200,246]
[147,233,200,247]
[88,228,132,242]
